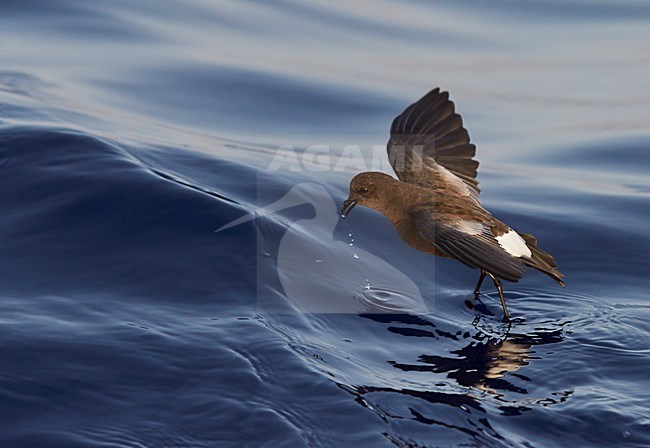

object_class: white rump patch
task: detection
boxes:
[496,230,532,258]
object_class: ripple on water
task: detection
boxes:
[261,282,650,446]
[353,284,431,315]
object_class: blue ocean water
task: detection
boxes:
[1,1,649,447]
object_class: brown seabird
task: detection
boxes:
[341,88,564,320]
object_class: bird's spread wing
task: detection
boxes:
[410,205,526,282]
[388,88,480,203]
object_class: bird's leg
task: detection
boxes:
[474,270,488,295]
[486,272,510,321]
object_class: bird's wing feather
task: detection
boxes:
[410,205,526,282]
[388,88,480,203]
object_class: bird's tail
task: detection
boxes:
[518,232,565,287]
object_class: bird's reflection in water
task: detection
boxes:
[388,314,562,396]
[346,312,573,425]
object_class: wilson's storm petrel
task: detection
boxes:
[341,88,564,319]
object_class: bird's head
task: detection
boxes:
[341,171,397,217]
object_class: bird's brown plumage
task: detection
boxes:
[342,88,564,316]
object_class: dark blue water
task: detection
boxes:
[1,1,649,446]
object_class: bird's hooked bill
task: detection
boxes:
[341,199,357,217]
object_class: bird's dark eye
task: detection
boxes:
[360,187,369,194]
